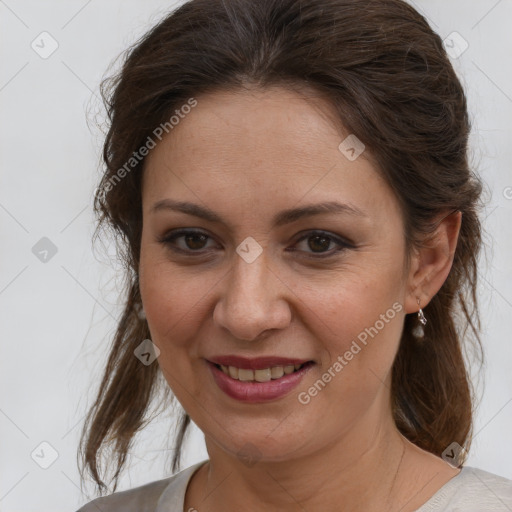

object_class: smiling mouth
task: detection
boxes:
[212,362,314,382]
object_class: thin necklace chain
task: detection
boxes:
[384,436,407,512]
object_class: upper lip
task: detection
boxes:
[207,355,314,370]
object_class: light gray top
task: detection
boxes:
[76,460,512,511]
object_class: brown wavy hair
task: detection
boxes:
[78,0,485,495]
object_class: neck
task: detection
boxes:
[191,413,410,512]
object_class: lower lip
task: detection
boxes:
[207,360,315,403]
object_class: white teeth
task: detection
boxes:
[217,363,306,381]
[254,368,272,382]
[238,368,254,381]
[271,366,284,379]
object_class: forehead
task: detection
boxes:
[141,86,395,220]
[147,87,349,160]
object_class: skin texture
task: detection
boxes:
[139,86,462,512]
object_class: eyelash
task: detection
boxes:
[157,229,353,259]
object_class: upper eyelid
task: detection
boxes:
[294,230,352,245]
[159,228,352,252]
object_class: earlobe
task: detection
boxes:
[404,210,462,314]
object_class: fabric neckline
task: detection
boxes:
[155,461,472,512]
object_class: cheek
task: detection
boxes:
[308,289,404,372]
[138,248,208,350]
[295,289,405,429]
[290,263,405,395]
[291,259,403,338]
[138,254,215,403]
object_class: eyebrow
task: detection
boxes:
[150,199,367,227]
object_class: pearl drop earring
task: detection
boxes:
[412,297,427,339]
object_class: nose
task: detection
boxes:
[213,249,292,342]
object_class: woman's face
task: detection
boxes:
[139,86,413,462]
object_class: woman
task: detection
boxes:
[77,0,512,510]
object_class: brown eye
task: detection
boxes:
[158,229,217,254]
[183,233,208,250]
[291,230,352,258]
[307,234,332,253]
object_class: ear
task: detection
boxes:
[404,210,462,314]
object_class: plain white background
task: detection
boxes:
[1,1,511,510]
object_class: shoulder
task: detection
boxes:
[417,466,512,511]
[75,460,209,512]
